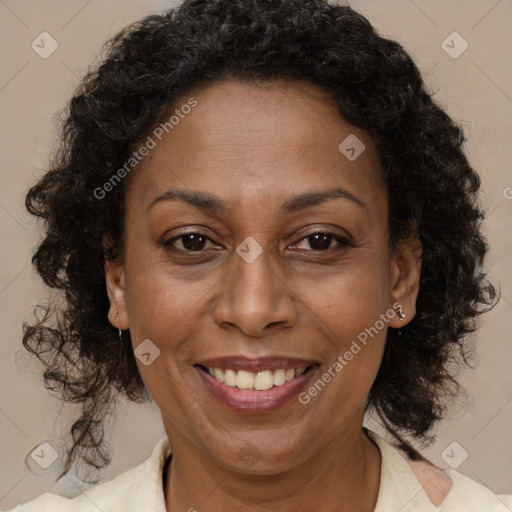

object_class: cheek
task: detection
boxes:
[122,255,205,412]
[300,254,390,395]
[304,252,391,338]
[123,247,202,339]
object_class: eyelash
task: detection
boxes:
[163,230,354,254]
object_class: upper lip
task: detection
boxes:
[196,355,317,372]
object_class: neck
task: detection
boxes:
[163,424,381,512]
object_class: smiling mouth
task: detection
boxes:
[195,364,318,391]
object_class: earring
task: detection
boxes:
[395,305,406,321]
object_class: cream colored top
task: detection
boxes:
[4,430,512,511]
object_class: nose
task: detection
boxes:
[213,240,298,338]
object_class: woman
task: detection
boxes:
[5,0,511,510]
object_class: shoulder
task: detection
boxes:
[367,429,512,511]
[2,436,171,512]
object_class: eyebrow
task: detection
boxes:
[147,186,366,215]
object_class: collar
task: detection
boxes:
[367,429,453,511]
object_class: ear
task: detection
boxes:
[105,258,129,331]
[388,232,422,328]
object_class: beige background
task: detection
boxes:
[0,0,511,509]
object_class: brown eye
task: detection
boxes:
[291,232,353,252]
[165,232,213,252]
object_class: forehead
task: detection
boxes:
[127,79,386,218]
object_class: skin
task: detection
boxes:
[105,79,422,512]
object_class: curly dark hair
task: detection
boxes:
[22,0,497,482]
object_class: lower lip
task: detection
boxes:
[196,365,317,413]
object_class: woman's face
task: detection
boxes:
[106,79,421,473]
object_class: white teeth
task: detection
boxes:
[214,368,224,383]
[224,369,237,387]
[206,366,309,390]
[273,369,286,386]
[236,370,254,390]
[254,370,274,391]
